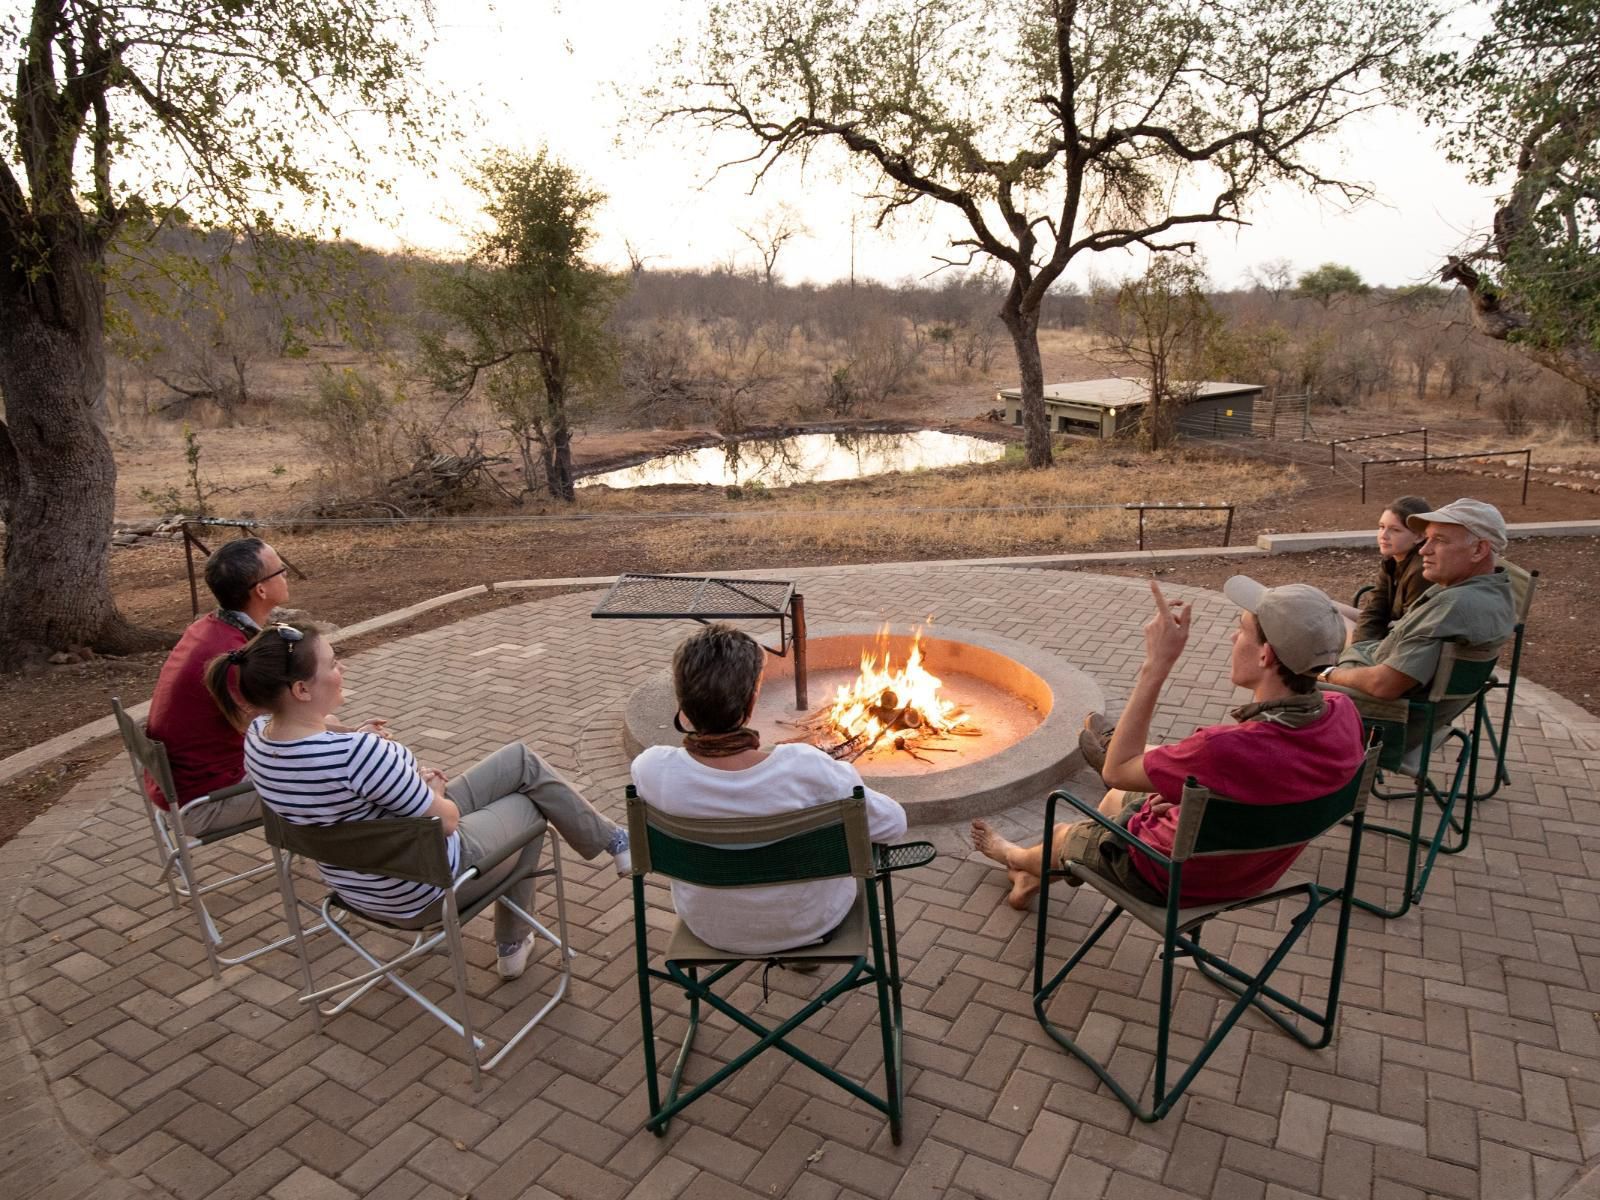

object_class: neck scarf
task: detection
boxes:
[216,608,260,636]
[684,728,762,757]
[1230,692,1328,729]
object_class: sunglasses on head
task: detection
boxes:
[272,623,303,670]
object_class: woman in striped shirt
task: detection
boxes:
[205,624,629,980]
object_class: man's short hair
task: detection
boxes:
[205,538,267,610]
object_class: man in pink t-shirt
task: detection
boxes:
[974,577,1364,909]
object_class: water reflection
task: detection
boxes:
[578,430,1005,490]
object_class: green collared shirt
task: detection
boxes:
[1340,568,1516,691]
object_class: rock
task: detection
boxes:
[48,651,75,664]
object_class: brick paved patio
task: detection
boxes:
[3,566,1598,1200]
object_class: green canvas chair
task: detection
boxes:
[1351,562,1537,802]
[626,786,934,1143]
[1473,562,1538,800]
[1031,745,1380,1122]
[262,806,571,1092]
[1321,639,1501,919]
[112,697,304,980]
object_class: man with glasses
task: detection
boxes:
[144,537,301,834]
[1320,498,1516,699]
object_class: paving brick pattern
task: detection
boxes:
[3,567,1598,1200]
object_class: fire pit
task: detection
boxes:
[621,624,1101,824]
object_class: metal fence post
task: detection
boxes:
[183,524,201,617]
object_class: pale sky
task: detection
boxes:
[346,1,1499,292]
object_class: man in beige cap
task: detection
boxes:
[973,578,1364,910]
[1321,498,1515,700]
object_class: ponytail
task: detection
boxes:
[205,624,321,729]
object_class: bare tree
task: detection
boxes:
[738,206,810,288]
[623,238,664,283]
[1248,258,1296,301]
[651,0,1434,469]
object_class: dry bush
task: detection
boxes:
[298,366,412,491]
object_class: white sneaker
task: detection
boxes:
[496,934,535,980]
[609,828,632,877]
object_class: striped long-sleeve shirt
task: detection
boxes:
[244,717,459,918]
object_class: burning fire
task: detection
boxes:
[823,626,973,760]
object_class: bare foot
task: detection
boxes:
[972,821,1040,910]
[1005,868,1040,910]
[971,819,1020,867]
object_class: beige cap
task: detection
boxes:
[1405,498,1508,555]
[1222,577,1346,675]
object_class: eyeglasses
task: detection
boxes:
[253,565,288,587]
[273,623,303,671]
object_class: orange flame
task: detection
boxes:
[826,626,968,748]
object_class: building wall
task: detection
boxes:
[1174,393,1257,436]
[1003,388,1261,439]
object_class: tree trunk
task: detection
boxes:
[999,297,1052,469]
[1588,389,1600,444]
[0,267,151,665]
[551,424,575,501]
[540,363,577,502]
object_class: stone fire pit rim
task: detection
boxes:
[621,621,1102,825]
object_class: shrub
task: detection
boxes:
[301,367,405,488]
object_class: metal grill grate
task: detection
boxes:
[591,574,795,619]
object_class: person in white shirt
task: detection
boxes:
[630,623,907,957]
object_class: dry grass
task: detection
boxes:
[609,441,1298,559]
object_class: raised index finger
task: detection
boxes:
[1148,578,1172,618]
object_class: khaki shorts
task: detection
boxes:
[1055,797,1167,905]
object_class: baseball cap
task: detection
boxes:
[1404,498,1508,555]
[1222,577,1346,675]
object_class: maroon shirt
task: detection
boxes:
[144,614,248,808]
[1128,692,1365,904]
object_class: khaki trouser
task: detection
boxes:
[385,742,618,944]
[178,783,261,837]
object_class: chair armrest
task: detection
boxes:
[1352,583,1374,605]
[1316,681,1410,724]
[1046,789,1173,870]
[873,842,936,873]
[193,779,257,804]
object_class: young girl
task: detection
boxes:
[205,623,628,980]
[1347,495,1432,643]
